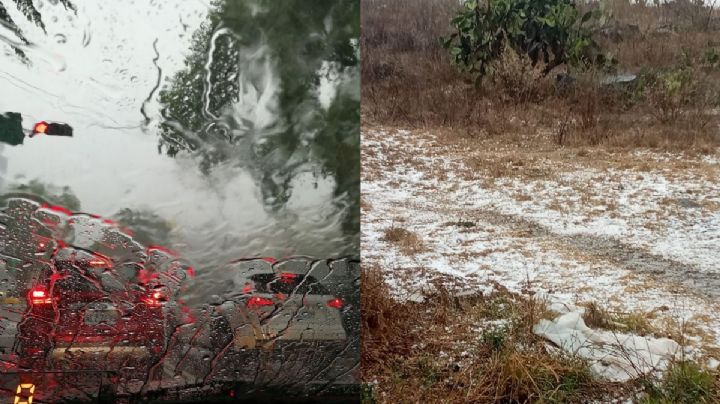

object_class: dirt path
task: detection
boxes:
[469,208,720,300]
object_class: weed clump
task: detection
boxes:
[640,361,718,403]
[382,226,426,255]
[361,267,607,402]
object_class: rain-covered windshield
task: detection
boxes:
[0,0,359,401]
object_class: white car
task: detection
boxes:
[158,259,348,387]
[219,261,347,349]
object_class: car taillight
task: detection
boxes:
[326,297,343,309]
[35,237,54,255]
[247,296,274,309]
[87,254,113,268]
[28,286,52,305]
[279,272,298,283]
[142,291,167,307]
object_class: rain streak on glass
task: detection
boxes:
[0,0,359,401]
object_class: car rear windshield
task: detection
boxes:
[250,274,330,295]
[51,264,141,295]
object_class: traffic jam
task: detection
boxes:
[0,197,357,402]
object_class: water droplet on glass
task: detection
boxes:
[82,30,92,47]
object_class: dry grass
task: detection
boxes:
[362,268,720,403]
[582,302,658,337]
[361,267,614,403]
[362,1,720,402]
[362,0,720,152]
[361,198,373,212]
[382,225,426,255]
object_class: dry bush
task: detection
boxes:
[360,267,610,403]
[382,226,426,255]
[660,0,718,31]
[639,66,720,126]
[567,71,605,131]
[361,266,417,373]
[361,0,458,87]
[361,0,476,126]
[487,47,553,105]
[582,0,719,34]
[582,302,661,337]
[362,0,720,152]
[582,0,720,70]
[583,302,617,330]
[552,63,720,149]
[361,271,720,403]
[361,0,457,53]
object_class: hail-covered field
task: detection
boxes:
[362,126,720,380]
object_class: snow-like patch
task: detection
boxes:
[535,312,685,382]
[362,127,720,354]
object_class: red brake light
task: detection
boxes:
[247,296,274,309]
[142,290,167,307]
[326,298,343,309]
[29,286,52,305]
[87,255,113,268]
[40,203,72,216]
[140,290,167,307]
[33,121,48,134]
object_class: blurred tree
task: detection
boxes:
[0,179,81,210]
[0,0,76,63]
[112,208,174,246]
[158,0,359,254]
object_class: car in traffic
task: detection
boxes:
[158,258,349,390]
[222,263,347,349]
[0,196,357,400]
[15,245,169,377]
[0,197,193,396]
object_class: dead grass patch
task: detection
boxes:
[382,225,426,255]
[361,267,622,403]
[361,198,372,212]
[580,302,718,344]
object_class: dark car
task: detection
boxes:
[15,245,169,378]
[0,198,193,397]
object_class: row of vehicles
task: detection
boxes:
[0,197,353,401]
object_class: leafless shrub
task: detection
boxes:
[488,47,553,104]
